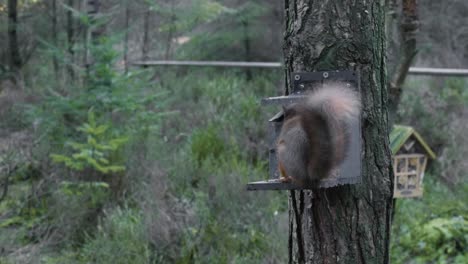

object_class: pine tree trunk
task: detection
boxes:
[283,1,393,263]
[67,0,75,81]
[8,0,22,84]
[51,0,59,80]
[164,0,176,60]
[142,8,151,60]
[123,0,130,73]
[242,19,252,80]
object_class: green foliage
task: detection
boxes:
[393,77,467,264]
[0,216,24,228]
[146,70,287,263]
[51,110,127,174]
[3,1,286,262]
[35,180,112,248]
[175,1,276,61]
[179,217,268,264]
[4,0,468,263]
[79,207,151,264]
[191,125,226,166]
[391,176,468,264]
[398,77,468,146]
[28,34,168,146]
[397,77,468,184]
[440,78,468,105]
[40,251,81,264]
[394,215,468,264]
[6,60,284,262]
[416,216,467,260]
[1,22,169,261]
[38,208,151,264]
[87,40,119,91]
[168,0,232,33]
[175,158,284,263]
[59,181,110,208]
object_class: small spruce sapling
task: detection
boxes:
[51,110,128,174]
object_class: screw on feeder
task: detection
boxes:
[323,72,329,78]
[294,74,301,81]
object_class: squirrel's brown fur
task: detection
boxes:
[277,83,361,187]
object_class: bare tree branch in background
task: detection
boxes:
[164,0,176,60]
[141,5,151,60]
[0,165,18,203]
[388,0,419,125]
[124,0,130,73]
[67,0,75,81]
[7,0,22,86]
[51,0,59,80]
[241,18,252,80]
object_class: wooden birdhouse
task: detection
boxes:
[390,125,436,198]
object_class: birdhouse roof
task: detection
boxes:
[390,125,436,159]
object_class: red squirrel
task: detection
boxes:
[277,83,361,187]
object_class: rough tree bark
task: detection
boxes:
[283,1,393,263]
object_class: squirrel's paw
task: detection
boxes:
[280,176,293,183]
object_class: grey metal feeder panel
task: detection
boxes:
[246,70,362,191]
[260,95,307,106]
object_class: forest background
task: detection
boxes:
[0,0,467,263]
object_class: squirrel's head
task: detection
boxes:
[282,104,296,120]
[282,103,307,121]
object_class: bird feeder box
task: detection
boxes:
[246,70,362,191]
[390,125,436,198]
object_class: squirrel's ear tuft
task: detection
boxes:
[282,105,290,118]
[283,105,295,119]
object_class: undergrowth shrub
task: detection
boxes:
[45,181,110,245]
[1,33,169,261]
[191,125,226,166]
[149,69,288,263]
[176,156,286,264]
[391,176,468,264]
[79,207,151,264]
[415,216,467,263]
[3,61,287,263]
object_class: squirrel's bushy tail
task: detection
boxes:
[306,83,361,123]
[307,83,361,168]
[277,83,361,185]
